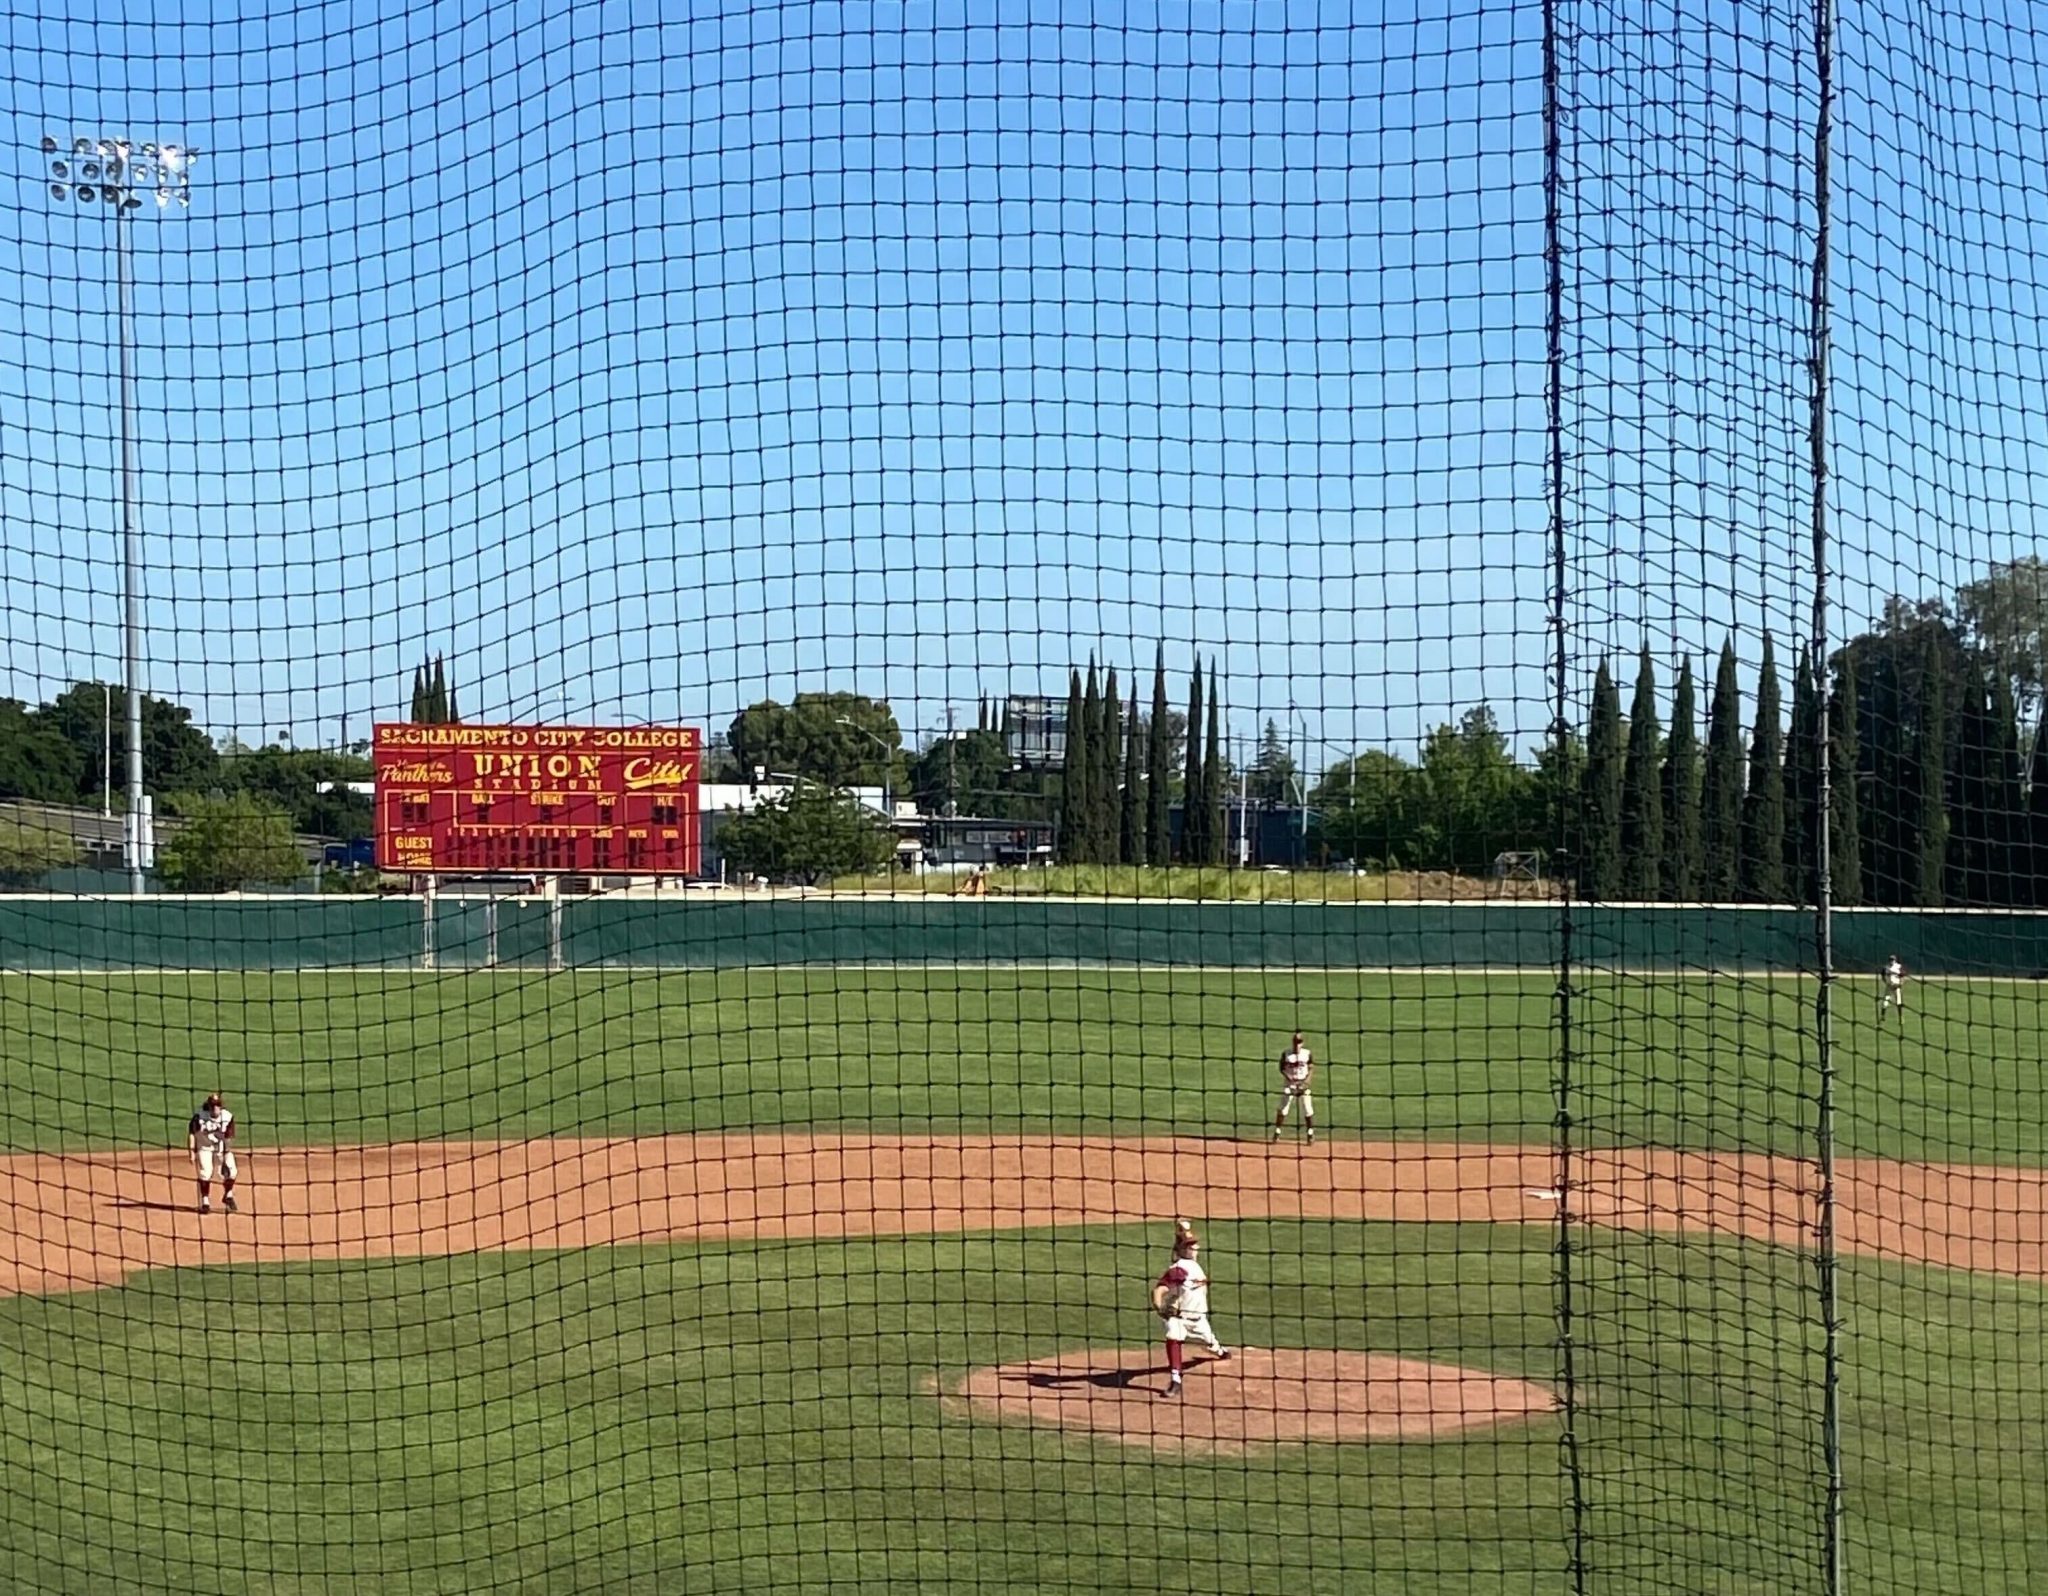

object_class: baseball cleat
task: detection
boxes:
[198,1199,210,1213]
[1216,1349,1232,1361]
[1162,1379,1182,1399]
[1306,1130,1315,1143]
[223,1197,238,1213]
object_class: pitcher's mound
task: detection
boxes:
[939,1347,1556,1452]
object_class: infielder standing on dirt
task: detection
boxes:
[1271,1030,1315,1143]
[1880,954,1907,1019]
[188,1092,239,1214]
[1151,1219,1230,1398]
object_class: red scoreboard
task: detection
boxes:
[373,723,701,876]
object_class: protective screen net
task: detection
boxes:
[2,2,2045,1593]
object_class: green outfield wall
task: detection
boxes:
[3,894,2047,975]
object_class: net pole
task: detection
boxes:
[1805,0,1844,1584]
[1545,0,1588,1582]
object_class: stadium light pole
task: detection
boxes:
[41,132,198,894]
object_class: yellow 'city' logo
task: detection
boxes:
[622,757,696,789]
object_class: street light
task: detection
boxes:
[834,715,896,823]
[42,132,200,893]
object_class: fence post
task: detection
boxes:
[421,878,436,971]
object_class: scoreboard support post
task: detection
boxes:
[421,876,437,971]
[545,876,565,972]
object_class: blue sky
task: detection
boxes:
[2,0,2043,776]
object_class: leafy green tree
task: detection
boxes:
[1413,705,1533,874]
[0,818,83,886]
[727,692,904,791]
[1251,719,1296,805]
[1834,599,1973,904]
[1661,657,1701,900]
[1739,634,1786,903]
[1310,750,1420,867]
[40,681,218,805]
[1579,659,1625,899]
[908,729,1014,818]
[1538,728,1587,868]
[1200,662,1225,865]
[0,699,85,803]
[1619,651,1664,899]
[1988,674,2027,906]
[715,782,894,884]
[2027,715,2048,907]
[1120,689,1145,864]
[1956,555,2048,717]
[1145,646,1173,866]
[1181,664,1206,863]
[227,745,374,838]
[1784,646,1821,906]
[1700,640,1745,899]
[156,793,306,892]
[1828,655,1861,907]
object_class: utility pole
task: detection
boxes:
[42,132,199,893]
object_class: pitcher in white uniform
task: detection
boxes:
[188,1092,240,1214]
[1151,1219,1230,1398]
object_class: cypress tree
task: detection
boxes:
[1784,645,1821,906]
[1701,639,1745,900]
[1580,658,1625,900]
[1201,661,1225,865]
[1867,651,1906,903]
[1146,644,1173,867]
[1946,678,1994,906]
[1080,662,1104,863]
[1913,635,1950,907]
[2027,716,2048,908]
[1099,667,1123,866]
[446,678,460,724]
[430,655,449,723]
[1829,655,1862,907]
[1059,669,1087,864]
[1182,664,1206,864]
[1987,673,2025,906]
[410,666,427,722]
[1120,687,1145,865]
[1739,634,1786,903]
[1661,655,1702,900]
[1619,647,1663,900]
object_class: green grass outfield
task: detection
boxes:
[0,968,2042,1162]
[0,1222,2040,1596]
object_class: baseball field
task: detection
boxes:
[0,967,2042,1594]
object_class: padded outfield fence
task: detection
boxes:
[8,896,2048,977]
[6,0,2048,1593]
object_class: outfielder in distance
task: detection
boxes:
[1151,1219,1231,1399]
[1271,1030,1315,1143]
[1881,953,1907,1019]
[188,1092,239,1215]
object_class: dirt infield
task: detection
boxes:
[936,1346,1559,1452]
[0,1134,2041,1300]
